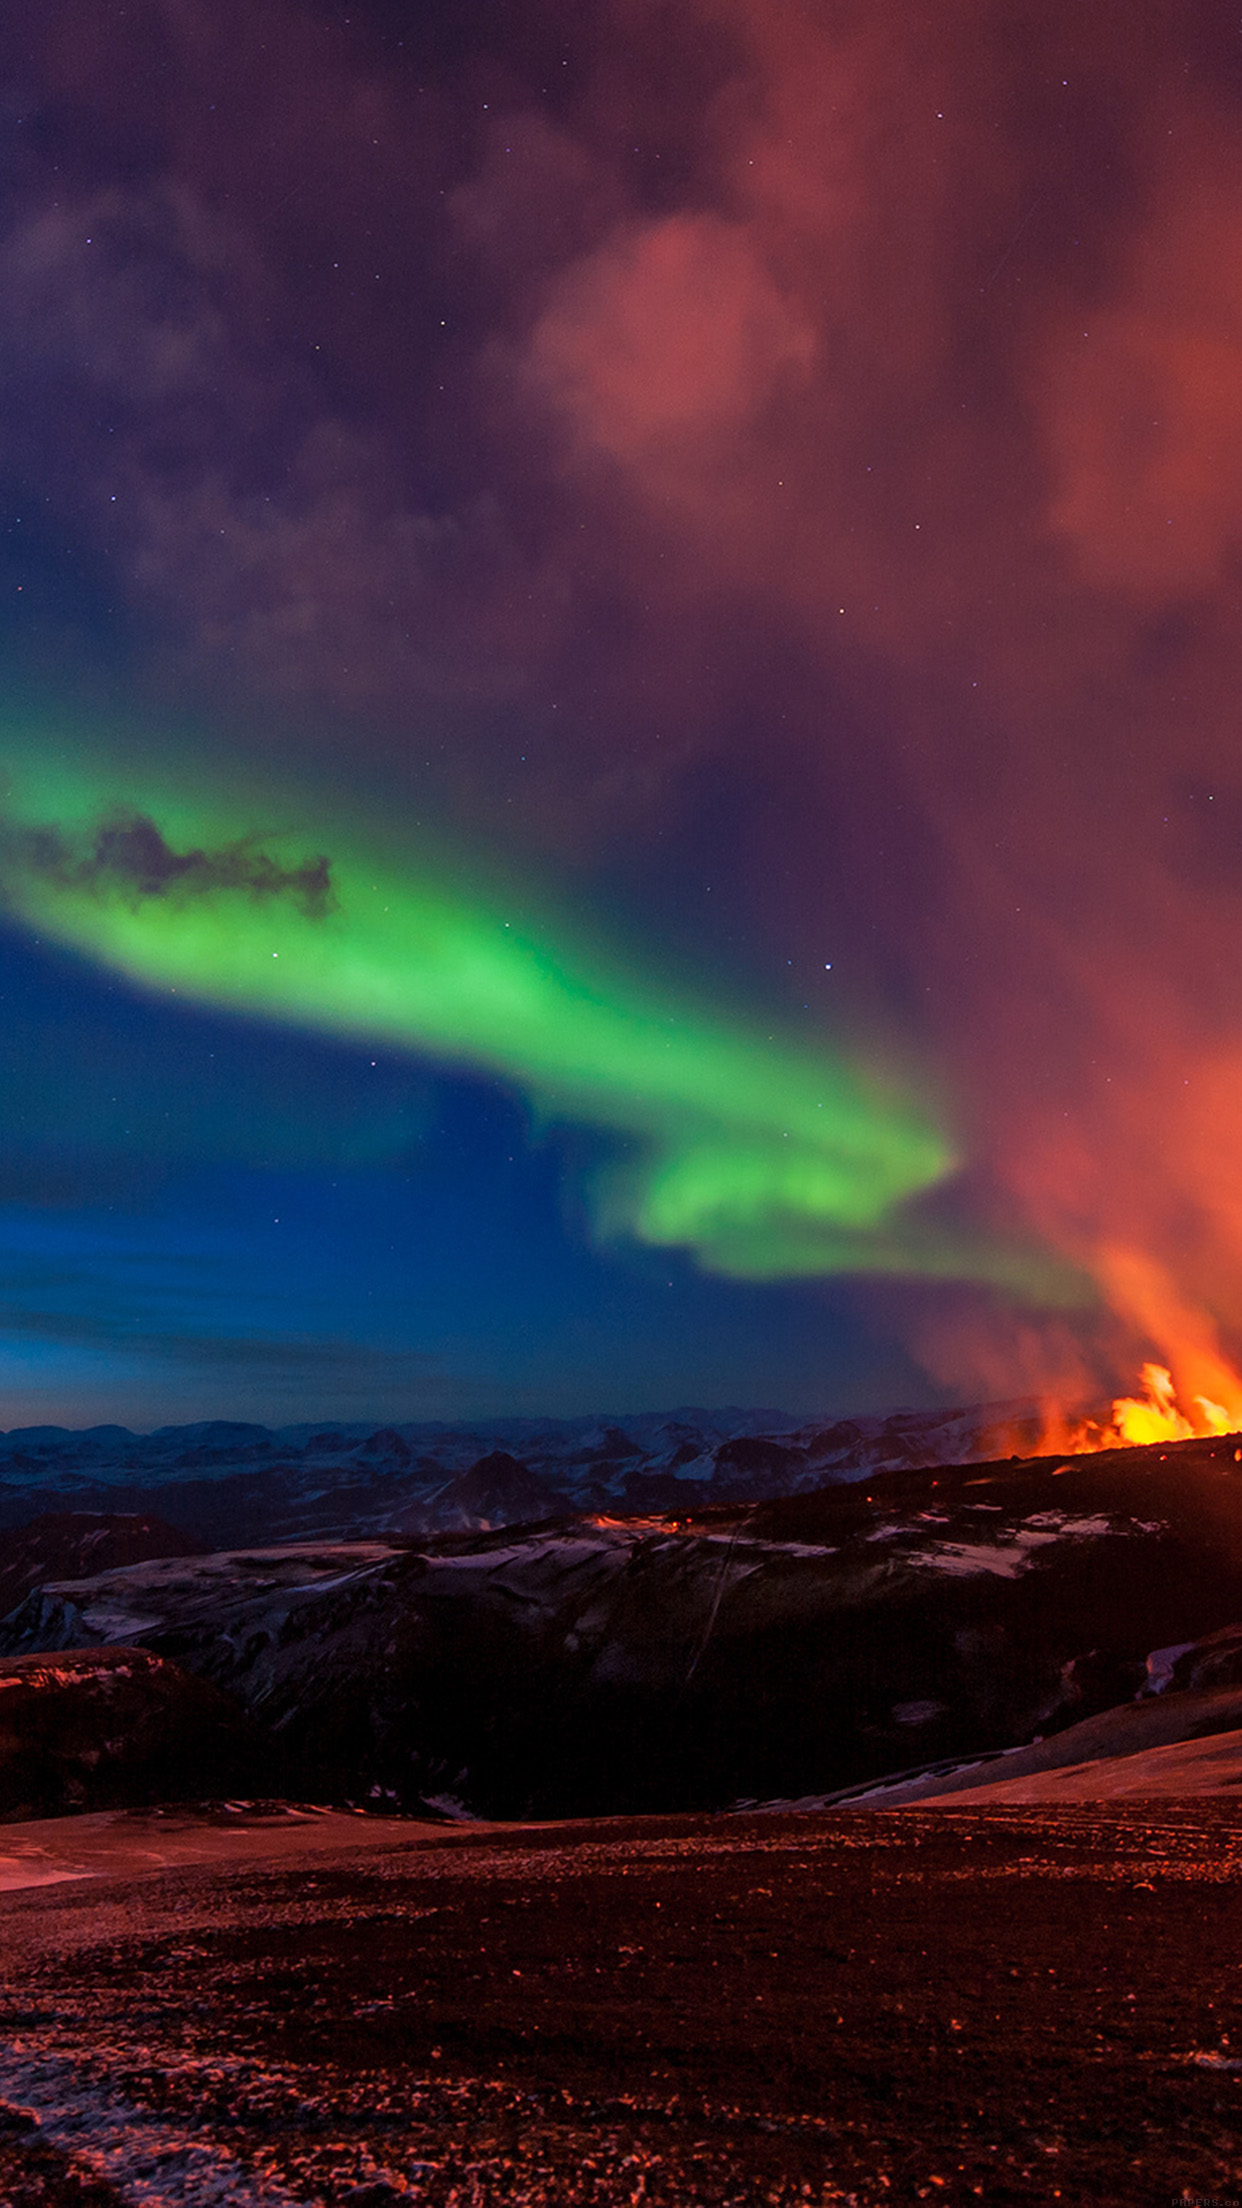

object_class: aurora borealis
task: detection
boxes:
[4,0,1242,1424]
[0,745,964,1290]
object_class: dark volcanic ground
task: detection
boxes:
[0,1801,1239,2204]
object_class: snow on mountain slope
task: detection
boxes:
[912,1727,1242,1800]
[860,1679,1242,1804]
[6,1431,1242,1817]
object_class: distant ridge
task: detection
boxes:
[0,1399,1047,1546]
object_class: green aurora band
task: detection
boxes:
[0,743,1060,1291]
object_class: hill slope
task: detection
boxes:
[5,1430,1242,1816]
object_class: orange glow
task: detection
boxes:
[1113,1365,1198,1445]
[1091,1250,1242,1436]
[1014,1247,1242,1455]
[1039,1362,1242,1457]
[1080,1362,1228,1450]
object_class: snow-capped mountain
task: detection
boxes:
[0,1398,1049,1546]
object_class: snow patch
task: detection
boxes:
[915,1516,1133,1578]
[1142,1641,1199,1694]
[0,2049,308,2203]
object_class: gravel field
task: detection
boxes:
[0,1799,1238,2205]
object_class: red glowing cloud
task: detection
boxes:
[1037,158,1242,596]
[529,212,817,483]
[511,1,1242,1412]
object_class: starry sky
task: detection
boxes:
[3,0,1242,1426]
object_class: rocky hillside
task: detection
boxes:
[0,1646,258,1818]
[0,1511,205,1616]
[6,1431,1242,1818]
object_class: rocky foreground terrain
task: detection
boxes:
[0,1798,1240,2205]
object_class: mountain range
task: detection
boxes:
[0,1397,1047,1545]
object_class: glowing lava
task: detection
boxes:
[1107,1362,1226,1446]
[1044,1360,1242,1454]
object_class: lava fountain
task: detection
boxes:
[1054,1361,1235,1452]
[1035,1245,1242,1452]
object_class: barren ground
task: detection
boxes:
[0,1799,1238,2206]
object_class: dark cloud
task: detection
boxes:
[21,813,333,915]
[0,1296,457,1421]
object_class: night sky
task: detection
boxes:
[2,0,1241,1427]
